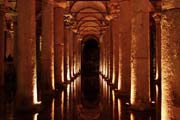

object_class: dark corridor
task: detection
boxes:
[81,39,100,104]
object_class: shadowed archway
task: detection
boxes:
[81,37,100,106]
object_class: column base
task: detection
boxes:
[114,89,130,99]
[129,102,154,111]
[15,103,41,113]
[55,83,67,90]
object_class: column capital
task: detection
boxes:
[162,0,180,10]
[152,12,161,23]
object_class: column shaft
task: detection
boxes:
[161,2,180,119]
[16,0,37,110]
[118,1,131,95]
[54,4,64,84]
[41,0,54,96]
[112,18,120,88]
[130,0,150,108]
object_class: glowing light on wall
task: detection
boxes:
[61,51,64,82]
[61,91,64,119]
[130,113,135,120]
[130,60,137,105]
[118,99,121,120]
[51,52,55,90]
[112,90,115,119]
[33,64,41,104]
[118,64,122,90]
[67,68,71,81]
[112,53,115,84]
[51,99,55,120]
[155,63,159,80]
[33,113,39,120]
[39,36,42,51]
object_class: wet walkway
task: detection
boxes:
[0,76,156,120]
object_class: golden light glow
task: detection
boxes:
[33,113,39,120]
[130,59,136,105]
[51,99,55,120]
[61,52,64,82]
[51,52,55,90]
[118,99,121,120]
[33,64,41,104]
[118,65,122,90]
[130,113,135,120]
[112,51,116,84]
[67,68,71,81]
[61,91,64,119]
[155,63,159,80]
[112,90,115,119]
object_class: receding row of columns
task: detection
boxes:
[13,0,81,111]
[100,0,180,119]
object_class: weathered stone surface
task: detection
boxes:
[130,0,150,107]
[54,2,64,84]
[16,0,36,110]
[41,0,54,94]
[161,8,180,120]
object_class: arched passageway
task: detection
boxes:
[81,37,100,105]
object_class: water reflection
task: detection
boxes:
[33,113,38,120]
[1,76,156,120]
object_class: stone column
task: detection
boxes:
[65,27,71,81]
[109,23,113,82]
[54,1,64,85]
[16,0,38,110]
[0,4,4,90]
[112,18,120,88]
[130,0,150,109]
[161,1,180,119]
[69,30,73,78]
[118,1,131,96]
[41,0,54,97]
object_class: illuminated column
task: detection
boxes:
[64,26,71,81]
[112,18,120,87]
[54,1,64,85]
[110,24,113,82]
[69,30,73,78]
[16,0,38,110]
[0,4,4,89]
[130,0,150,108]
[99,35,103,73]
[161,1,180,119]
[66,27,71,81]
[41,0,54,96]
[118,1,131,95]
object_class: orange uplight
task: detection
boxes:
[33,65,41,104]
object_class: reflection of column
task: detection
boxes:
[0,5,4,89]
[16,0,37,110]
[54,2,64,85]
[130,0,150,108]
[41,0,54,97]
[161,1,180,119]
